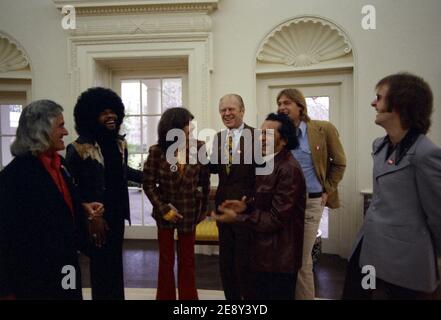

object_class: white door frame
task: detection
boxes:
[112,71,189,239]
[256,70,356,258]
[68,33,212,129]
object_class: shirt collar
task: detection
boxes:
[385,129,420,165]
[37,151,61,170]
[297,121,307,138]
[376,129,420,165]
[227,122,245,137]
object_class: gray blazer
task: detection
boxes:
[351,134,441,292]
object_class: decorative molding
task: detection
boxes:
[53,0,218,16]
[68,33,211,124]
[256,17,352,68]
[70,14,212,36]
[59,1,215,126]
[0,32,30,72]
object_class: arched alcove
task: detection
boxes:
[0,31,31,73]
[0,31,32,170]
[256,16,353,71]
[255,16,357,258]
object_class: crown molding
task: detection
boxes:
[69,14,212,35]
[53,0,218,16]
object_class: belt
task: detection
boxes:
[308,192,323,199]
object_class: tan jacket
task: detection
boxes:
[306,120,346,209]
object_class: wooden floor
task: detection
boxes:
[79,239,347,300]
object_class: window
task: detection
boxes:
[0,104,22,169]
[305,96,329,121]
[120,78,183,226]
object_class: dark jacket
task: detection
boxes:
[143,142,210,233]
[0,154,84,299]
[65,135,142,222]
[236,148,306,273]
[210,124,257,208]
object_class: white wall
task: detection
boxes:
[0,0,73,141]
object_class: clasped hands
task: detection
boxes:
[82,202,108,248]
[210,196,248,223]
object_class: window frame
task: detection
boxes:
[113,72,188,236]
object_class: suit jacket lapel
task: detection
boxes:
[228,135,243,176]
[61,163,81,214]
[374,140,416,179]
[218,124,253,178]
[306,122,324,173]
[33,158,73,217]
[227,126,250,176]
[218,130,230,177]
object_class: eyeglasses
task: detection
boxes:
[373,94,384,102]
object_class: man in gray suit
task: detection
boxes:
[343,72,441,299]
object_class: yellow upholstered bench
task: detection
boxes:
[195,218,219,245]
[194,187,218,245]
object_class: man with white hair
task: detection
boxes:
[0,100,101,300]
[210,94,257,300]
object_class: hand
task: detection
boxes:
[163,204,184,223]
[321,193,328,207]
[210,206,237,224]
[169,211,184,223]
[220,196,247,213]
[89,216,109,248]
[82,202,105,218]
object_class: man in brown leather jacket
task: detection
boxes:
[212,113,306,300]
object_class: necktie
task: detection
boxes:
[178,163,185,176]
[226,133,233,175]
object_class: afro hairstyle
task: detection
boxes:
[74,87,125,138]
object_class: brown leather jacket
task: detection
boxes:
[236,148,306,273]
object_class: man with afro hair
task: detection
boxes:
[66,87,142,300]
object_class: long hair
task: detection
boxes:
[74,87,125,138]
[277,88,311,122]
[265,112,299,150]
[157,107,194,153]
[10,100,64,156]
[376,72,433,134]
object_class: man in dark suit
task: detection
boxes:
[0,100,101,300]
[209,94,257,300]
